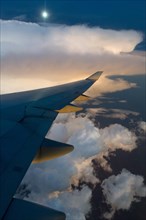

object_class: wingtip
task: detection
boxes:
[86,71,103,81]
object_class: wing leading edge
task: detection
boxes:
[0,71,103,220]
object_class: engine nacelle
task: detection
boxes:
[33,138,74,163]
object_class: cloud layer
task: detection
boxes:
[1,20,143,56]
[1,20,145,94]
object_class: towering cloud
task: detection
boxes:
[1,20,143,56]
[1,20,145,94]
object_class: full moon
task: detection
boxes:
[41,10,49,19]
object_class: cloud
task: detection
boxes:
[1,20,145,94]
[101,169,146,219]
[95,123,137,171]
[47,186,92,220]
[85,76,137,97]
[71,158,99,186]
[100,124,137,151]
[17,113,138,218]
[1,20,143,56]
[138,121,146,133]
[13,15,27,21]
[87,108,139,120]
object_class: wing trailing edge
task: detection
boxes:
[74,94,90,102]
[56,104,83,113]
[3,198,65,220]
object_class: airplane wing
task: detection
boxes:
[0,71,102,220]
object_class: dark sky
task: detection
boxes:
[0,0,146,31]
[1,0,145,51]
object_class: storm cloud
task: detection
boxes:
[1,20,143,56]
[1,20,145,94]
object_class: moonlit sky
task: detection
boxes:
[0,0,146,220]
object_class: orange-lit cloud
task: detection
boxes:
[1,20,145,95]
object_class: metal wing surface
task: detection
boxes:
[0,71,102,220]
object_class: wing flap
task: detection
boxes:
[4,198,65,220]
[74,94,90,102]
[56,104,83,113]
